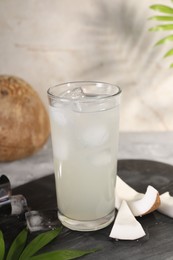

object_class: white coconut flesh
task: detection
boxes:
[109,200,146,240]
[116,176,160,216]
[157,192,173,218]
[111,176,173,240]
[128,185,160,216]
[115,176,143,209]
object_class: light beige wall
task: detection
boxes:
[0,0,173,131]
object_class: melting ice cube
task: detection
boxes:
[0,175,11,201]
[61,87,86,112]
[0,175,12,215]
[11,195,28,215]
[62,87,109,99]
[52,138,68,160]
[82,125,109,147]
[61,87,85,99]
[49,106,68,126]
[91,150,112,166]
[0,175,27,215]
[25,210,61,232]
[0,195,28,216]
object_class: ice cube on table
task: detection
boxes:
[0,175,12,215]
[0,175,11,201]
[11,195,28,215]
[82,125,109,146]
[25,210,61,232]
[0,176,28,215]
[0,195,28,215]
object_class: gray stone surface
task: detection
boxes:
[0,132,173,188]
[119,132,173,165]
[0,137,54,188]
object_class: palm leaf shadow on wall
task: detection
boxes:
[78,0,171,89]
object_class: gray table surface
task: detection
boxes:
[0,132,173,188]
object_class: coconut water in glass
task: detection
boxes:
[47,81,121,231]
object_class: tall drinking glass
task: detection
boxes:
[47,81,121,231]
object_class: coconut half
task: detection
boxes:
[109,200,146,240]
[115,176,160,216]
[157,192,173,218]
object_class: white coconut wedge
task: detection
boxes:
[115,176,160,216]
[157,192,173,218]
[115,176,143,209]
[128,185,160,216]
[109,200,146,240]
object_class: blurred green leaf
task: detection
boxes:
[150,5,173,15]
[6,229,28,260]
[155,35,173,45]
[0,228,98,260]
[30,248,98,260]
[148,1,173,67]
[19,228,62,260]
[164,48,173,57]
[0,230,5,260]
[149,15,173,21]
[149,24,173,31]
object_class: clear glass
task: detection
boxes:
[47,81,121,231]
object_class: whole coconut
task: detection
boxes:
[0,75,50,161]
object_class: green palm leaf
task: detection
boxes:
[0,230,5,260]
[30,249,98,260]
[164,48,173,57]
[150,4,173,15]
[149,1,173,67]
[149,16,173,21]
[149,24,173,31]
[19,227,62,260]
[155,35,173,45]
[6,229,28,260]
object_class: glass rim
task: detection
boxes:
[47,81,122,103]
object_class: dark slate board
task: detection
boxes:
[1,159,173,260]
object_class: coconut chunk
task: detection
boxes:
[116,176,143,200]
[115,176,143,209]
[128,185,160,216]
[115,176,160,216]
[157,192,173,218]
[109,200,146,240]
